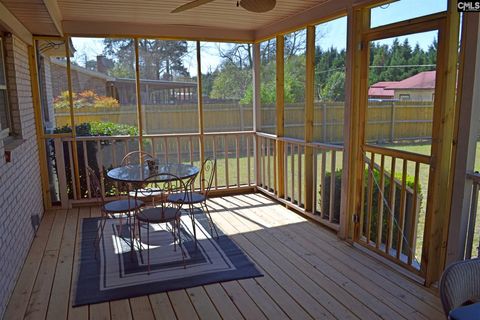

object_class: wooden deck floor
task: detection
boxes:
[4,193,444,320]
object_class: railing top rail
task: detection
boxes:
[204,131,255,136]
[256,132,277,139]
[277,136,344,152]
[467,172,480,183]
[60,131,256,142]
[363,144,431,164]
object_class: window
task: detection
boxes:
[0,37,11,138]
[399,94,411,101]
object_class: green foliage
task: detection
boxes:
[54,121,138,136]
[320,167,423,254]
[53,90,119,110]
[210,62,252,101]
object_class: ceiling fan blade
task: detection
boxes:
[240,0,276,13]
[171,0,216,13]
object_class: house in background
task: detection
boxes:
[368,71,436,101]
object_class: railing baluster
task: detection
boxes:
[151,137,156,158]
[247,136,251,186]
[321,151,327,219]
[68,141,78,200]
[83,141,90,199]
[313,148,318,214]
[225,136,229,188]
[386,157,396,255]
[97,140,105,198]
[329,150,336,223]
[366,153,375,244]
[291,143,295,203]
[213,136,218,190]
[298,144,302,207]
[189,136,193,165]
[466,180,479,259]
[397,160,408,260]
[111,139,118,197]
[176,136,181,163]
[273,138,277,194]
[376,154,386,249]
[236,135,240,188]
[262,138,266,188]
[164,137,168,164]
[267,138,271,190]
[408,162,420,265]
[284,142,288,200]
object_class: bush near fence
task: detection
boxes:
[53,101,435,143]
[321,167,423,255]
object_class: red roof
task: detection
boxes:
[368,71,436,98]
[368,81,396,97]
[385,71,436,90]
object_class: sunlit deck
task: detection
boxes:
[5,193,443,320]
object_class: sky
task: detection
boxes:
[71,0,447,77]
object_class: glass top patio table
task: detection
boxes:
[107,163,199,183]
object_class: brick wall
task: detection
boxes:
[0,34,44,318]
[50,59,108,98]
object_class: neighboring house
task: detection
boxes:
[368,71,436,101]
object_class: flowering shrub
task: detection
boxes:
[53,90,119,109]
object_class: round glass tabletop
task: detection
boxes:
[107,163,199,183]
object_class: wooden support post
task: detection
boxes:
[252,42,261,186]
[28,44,52,209]
[134,39,144,153]
[276,35,285,198]
[423,0,460,286]
[65,37,81,200]
[340,6,370,240]
[196,41,205,191]
[304,25,315,212]
[446,10,480,265]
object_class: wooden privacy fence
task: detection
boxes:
[54,101,435,142]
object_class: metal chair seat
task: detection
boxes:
[168,192,206,204]
[103,199,144,214]
[137,207,180,224]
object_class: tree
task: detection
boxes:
[103,39,192,80]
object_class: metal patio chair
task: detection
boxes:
[135,173,188,273]
[168,158,218,246]
[86,166,144,255]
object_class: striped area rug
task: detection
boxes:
[73,211,262,306]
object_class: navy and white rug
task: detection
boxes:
[73,211,262,306]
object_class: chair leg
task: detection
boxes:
[147,221,150,275]
[177,218,186,269]
[94,215,108,258]
[203,202,219,239]
[173,221,177,252]
[189,203,197,249]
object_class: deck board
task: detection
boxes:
[5,194,443,320]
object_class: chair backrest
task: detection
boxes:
[121,151,154,166]
[440,258,480,315]
[200,158,216,197]
[86,166,105,205]
[138,172,187,218]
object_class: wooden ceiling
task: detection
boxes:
[0,0,333,41]
[1,0,58,35]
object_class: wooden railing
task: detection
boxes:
[466,172,480,259]
[256,132,344,230]
[50,131,256,205]
[360,145,429,274]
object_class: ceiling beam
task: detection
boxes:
[254,0,385,41]
[62,20,255,43]
[0,2,32,45]
[42,0,64,36]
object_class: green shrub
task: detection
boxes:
[53,122,138,199]
[320,167,423,255]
